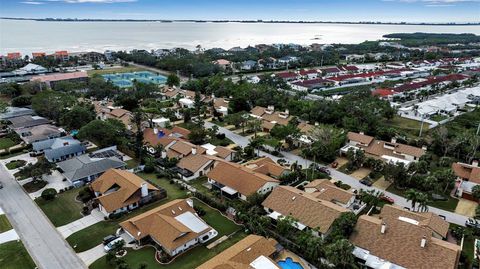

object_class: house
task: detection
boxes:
[294,122,316,146]
[143,126,191,155]
[275,71,299,82]
[91,169,165,216]
[161,87,181,100]
[15,124,65,144]
[250,106,293,133]
[164,140,206,159]
[7,52,21,60]
[201,143,236,161]
[262,186,348,236]
[290,78,335,92]
[304,179,355,208]
[213,98,229,116]
[278,56,298,64]
[244,157,289,179]
[8,115,50,130]
[350,205,460,269]
[299,69,319,80]
[32,52,46,59]
[341,132,426,166]
[453,161,480,201]
[32,137,86,162]
[120,199,218,256]
[174,154,215,181]
[31,71,88,88]
[56,146,126,186]
[246,75,261,84]
[0,107,35,120]
[241,60,257,71]
[93,101,133,130]
[212,59,232,69]
[207,160,280,201]
[54,50,69,61]
[13,63,48,75]
[198,235,280,269]
[345,54,365,63]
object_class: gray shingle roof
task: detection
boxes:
[57,153,126,182]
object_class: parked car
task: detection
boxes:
[0,182,3,189]
[103,235,119,246]
[359,179,372,186]
[431,194,448,201]
[465,218,480,229]
[104,238,124,252]
[379,195,394,204]
[319,167,331,175]
[438,215,446,220]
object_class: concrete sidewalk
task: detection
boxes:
[78,244,106,266]
[57,209,104,238]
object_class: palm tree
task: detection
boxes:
[416,192,430,212]
[405,189,419,211]
[325,239,357,269]
[248,118,262,139]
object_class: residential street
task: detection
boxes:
[205,121,470,226]
[0,164,87,269]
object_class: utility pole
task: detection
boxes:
[419,116,425,137]
[476,122,480,136]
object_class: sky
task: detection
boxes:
[0,0,479,23]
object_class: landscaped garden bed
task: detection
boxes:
[22,180,47,193]
[5,160,26,170]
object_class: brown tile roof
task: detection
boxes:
[244,157,288,178]
[297,122,315,134]
[143,128,177,147]
[213,98,229,109]
[347,132,374,145]
[177,154,213,173]
[120,199,214,253]
[207,160,279,197]
[452,162,480,183]
[169,140,206,156]
[305,179,354,205]
[350,205,460,269]
[262,186,348,234]
[198,235,278,269]
[91,169,158,213]
[213,146,235,159]
[162,88,180,98]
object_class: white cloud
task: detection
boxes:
[21,1,45,4]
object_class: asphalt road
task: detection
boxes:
[205,121,470,226]
[0,164,86,269]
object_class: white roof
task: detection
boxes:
[152,117,170,123]
[250,255,279,269]
[179,98,194,105]
[174,211,209,233]
[382,155,411,166]
[221,186,238,195]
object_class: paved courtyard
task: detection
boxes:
[372,177,392,190]
[350,168,372,180]
[28,170,70,199]
[455,199,477,217]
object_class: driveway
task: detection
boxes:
[28,170,70,199]
[206,121,470,227]
[0,153,38,177]
[0,162,86,269]
[455,199,477,217]
[350,168,371,180]
[0,229,19,244]
[57,209,104,238]
[78,244,106,266]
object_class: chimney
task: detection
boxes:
[473,160,479,167]
[381,222,386,234]
[422,145,428,151]
[153,128,158,134]
[141,182,148,197]
[285,109,289,116]
[391,137,397,144]
[420,235,427,248]
[359,131,365,135]
[314,122,319,126]
[191,147,197,155]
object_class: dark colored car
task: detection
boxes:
[0,182,3,189]
[360,179,373,186]
[319,167,331,175]
[102,235,119,245]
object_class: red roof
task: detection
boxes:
[32,52,46,57]
[321,67,341,74]
[372,89,397,97]
[55,51,68,56]
[7,52,21,59]
[299,69,318,76]
[276,72,298,79]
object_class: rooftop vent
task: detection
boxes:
[171,210,176,215]
[292,196,296,201]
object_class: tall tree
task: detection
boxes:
[325,239,357,269]
[133,110,144,160]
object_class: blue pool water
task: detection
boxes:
[278,257,304,269]
[102,71,167,88]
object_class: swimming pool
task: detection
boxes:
[278,257,304,269]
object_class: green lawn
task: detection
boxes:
[0,138,17,150]
[138,173,189,201]
[0,241,36,269]
[87,66,144,76]
[430,114,449,122]
[384,116,429,137]
[0,215,12,233]
[5,160,26,170]
[125,159,140,169]
[386,185,459,212]
[189,177,214,198]
[35,188,84,227]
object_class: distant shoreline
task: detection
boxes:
[1,17,479,26]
